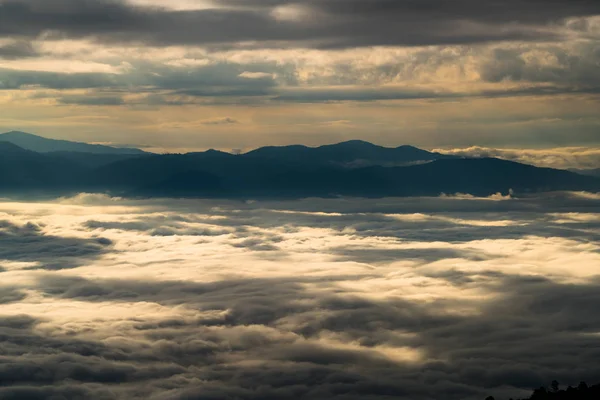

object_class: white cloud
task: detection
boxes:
[126,0,216,11]
[434,146,600,170]
[270,4,319,23]
[238,71,274,79]
[0,194,599,398]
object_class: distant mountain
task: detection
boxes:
[88,151,600,199]
[382,157,598,196]
[0,131,147,155]
[1,139,599,199]
[87,149,294,193]
[570,168,600,178]
[244,140,454,167]
[133,170,225,197]
[0,141,24,154]
[47,151,150,168]
[0,142,87,193]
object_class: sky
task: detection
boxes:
[0,0,599,152]
[1,192,600,399]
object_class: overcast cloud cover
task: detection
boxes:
[1,193,600,399]
[0,0,598,153]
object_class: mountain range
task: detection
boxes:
[1,131,599,199]
[569,168,600,178]
[0,131,146,155]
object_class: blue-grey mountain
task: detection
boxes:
[0,132,598,199]
[0,131,147,155]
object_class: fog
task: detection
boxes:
[1,193,600,399]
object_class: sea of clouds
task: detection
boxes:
[1,192,600,400]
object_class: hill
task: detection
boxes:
[245,140,454,167]
[88,152,600,199]
[1,139,599,199]
[486,380,600,400]
[0,142,88,192]
[570,168,600,178]
[47,151,150,168]
[0,131,146,155]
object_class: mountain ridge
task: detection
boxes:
[244,139,454,167]
[0,131,147,155]
[1,133,598,199]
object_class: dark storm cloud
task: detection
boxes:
[1,0,599,49]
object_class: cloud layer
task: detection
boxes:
[1,193,600,399]
[0,1,598,149]
[1,0,599,48]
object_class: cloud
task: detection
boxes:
[479,42,600,86]
[1,0,599,49]
[440,192,513,200]
[0,68,120,90]
[0,194,599,399]
[57,192,123,205]
[0,286,26,304]
[58,94,125,106]
[272,83,600,103]
[0,0,598,151]
[0,20,598,123]
[200,117,238,125]
[0,40,38,59]
[0,219,112,270]
[0,61,279,104]
[434,146,600,170]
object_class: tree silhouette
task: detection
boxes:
[485,380,599,400]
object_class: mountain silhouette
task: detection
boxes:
[571,168,600,178]
[486,380,600,400]
[245,139,453,167]
[132,170,225,197]
[88,151,599,199]
[0,131,147,155]
[47,151,150,168]
[0,141,86,193]
[1,138,599,199]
